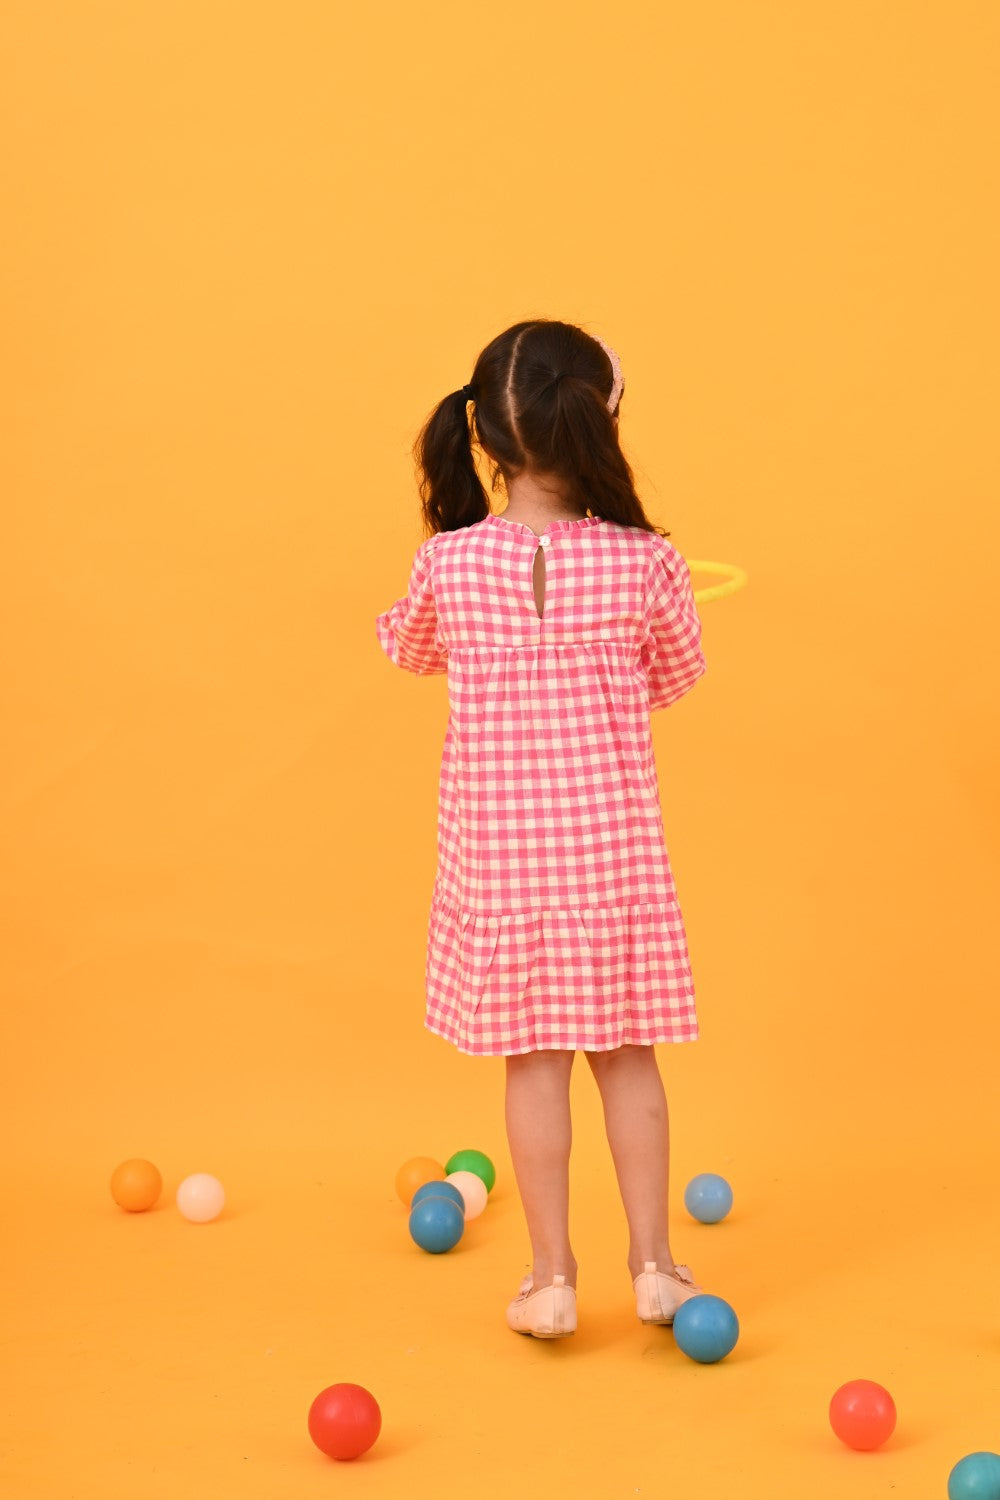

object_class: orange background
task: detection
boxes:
[2,3,998,1496]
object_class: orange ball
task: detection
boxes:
[110,1158,163,1212]
[394,1156,446,1207]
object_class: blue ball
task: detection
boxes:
[408,1194,465,1254]
[672,1294,740,1363]
[948,1452,1000,1500]
[411,1180,466,1214]
[684,1173,734,1224]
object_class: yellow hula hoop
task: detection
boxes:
[687,560,749,606]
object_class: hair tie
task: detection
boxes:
[461,384,476,402]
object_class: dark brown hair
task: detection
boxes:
[413,319,670,539]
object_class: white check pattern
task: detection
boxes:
[376,512,707,1055]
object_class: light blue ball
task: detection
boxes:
[948,1452,1000,1500]
[408,1194,465,1254]
[684,1173,734,1224]
[672,1294,740,1363]
[411,1180,466,1214]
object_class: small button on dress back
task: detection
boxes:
[539,536,551,547]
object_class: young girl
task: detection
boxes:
[376,318,710,1340]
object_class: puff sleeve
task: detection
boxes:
[640,540,707,711]
[375,537,448,676]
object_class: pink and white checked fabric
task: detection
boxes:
[375,512,707,1056]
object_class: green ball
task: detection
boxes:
[445,1149,495,1194]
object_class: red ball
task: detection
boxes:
[308,1383,381,1461]
[829,1379,897,1450]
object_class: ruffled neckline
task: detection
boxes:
[485,513,603,539]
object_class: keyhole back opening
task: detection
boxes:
[532,546,547,619]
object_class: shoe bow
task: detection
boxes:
[669,1264,696,1286]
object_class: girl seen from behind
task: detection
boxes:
[376,318,711,1338]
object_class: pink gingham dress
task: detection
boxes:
[375,512,707,1056]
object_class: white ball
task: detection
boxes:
[445,1170,488,1220]
[176,1172,226,1223]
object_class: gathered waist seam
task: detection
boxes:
[447,636,636,650]
[431,893,678,920]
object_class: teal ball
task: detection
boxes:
[684,1173,733,1224]
[408,1195,464,1254]
[672,1294,740,1363]
[411,1180,465,1214]
[948,1453,1000,1500]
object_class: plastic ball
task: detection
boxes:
[110,1158,162,1212]
[175,1173,225,1223]
[948,1452,1000,1499]
[395,1156,446,1206]
[308,1382,381,1461]
[684,1172,734,1224]
[445,1169,488,1220]
[411,1180,466,1214]
[672,1294,740,1363]
[445,1148,496,1193]
[829,1380,897,1451]
[408,1194,465,1253]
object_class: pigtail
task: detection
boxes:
[414,389,490,538]
[519,374,668,538]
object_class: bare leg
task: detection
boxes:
[504,1050,578,1289]
[585,1044,676,1280]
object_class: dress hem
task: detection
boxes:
[424,1018,700,1057]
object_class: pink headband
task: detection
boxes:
[594,336,624,412]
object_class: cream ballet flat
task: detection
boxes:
[506,1273,577,1338]
[633,1261,702,1325]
